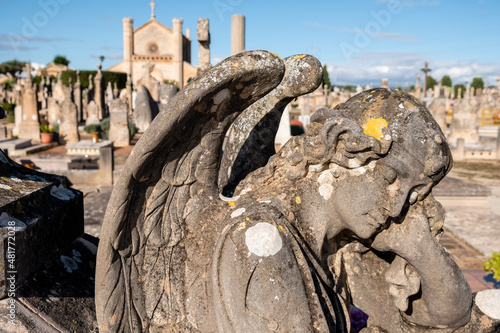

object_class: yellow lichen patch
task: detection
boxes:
[294,54,307,59]
[236,222,246,231]
[371,90,376,93]
[16,201,24,214]
[278,225,287,234]
[246,217,250,221]
[269,52,281,59]
[295,196,302,205]
[362,118,388,141]
[228,201,236,207]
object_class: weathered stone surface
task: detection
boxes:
[0,150,83,299]
[59,98,80,145]
[133,85,159,132]
[95,52,484,332]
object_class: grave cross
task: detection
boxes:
[421,62,432,95]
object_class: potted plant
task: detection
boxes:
[40,121,54,144]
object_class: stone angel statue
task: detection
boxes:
[96,51,484,332]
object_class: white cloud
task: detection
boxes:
[376,0,441,6]
[327,51,500,86]
[342,29,418,42]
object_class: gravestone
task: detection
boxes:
[448,99,480,145]
[427,97,447,132]
[47,97,61,127]
[108,99,130,147]
[17,64,40,143]
[59,99,80,145]
[133,85,158,132]
[158,83,178,105]
[86,101,100,126]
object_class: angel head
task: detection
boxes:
[270,88,452,240]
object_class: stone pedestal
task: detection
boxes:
[0,150,83,299]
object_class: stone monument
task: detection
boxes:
[17,63,40,143]
[59,98,80,145]
[108,99,130,147]
[133,85,159,132]
[95,51,499,332]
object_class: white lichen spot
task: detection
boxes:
[348,158,361,169]
[318,170,334,185]
[351,167,367,176]
[231,208,246,218]
[318,170,334,200]
[259,200,272,203]
[274,296,279,300]
[399,103,404,109]
[213,88,230,105]
[240,188,252,195]
[32,115,37,121]
[50,185,75,201]
[0,184,12,190]
[9,177,22,183]
[245,222,282,257]
[318,184,334,200]
[382,134,392,141]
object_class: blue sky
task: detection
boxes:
[1,0,499,87]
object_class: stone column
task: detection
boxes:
[197,18,211,75]
[18,63,40,143]
[381,78,389,88]
[74,70,82,122]
[172,18,184,88]
[126,74,133,117]
[231,14,245,55]
[123,18,134,77]
[94,63,105,119]
[415,73,421,98]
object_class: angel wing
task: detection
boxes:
[219,54,323,196]
[95,51,285,332]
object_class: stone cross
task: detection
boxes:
[421,62,431,96]
[150,1,156,20]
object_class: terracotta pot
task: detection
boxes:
[40,132,53,144]
[92,131,99,143]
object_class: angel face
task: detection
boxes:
[328,149,432,240]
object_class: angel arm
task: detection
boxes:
[371,195,472,329]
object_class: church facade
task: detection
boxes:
[108,1,204,89]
